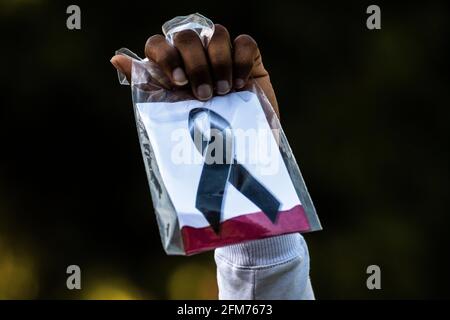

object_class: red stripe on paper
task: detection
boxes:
[181,205,310,255]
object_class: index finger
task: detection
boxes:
[110,55,132,82]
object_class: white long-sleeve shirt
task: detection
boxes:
[214,233,314,300]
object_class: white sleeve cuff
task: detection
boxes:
[215,233,306,267]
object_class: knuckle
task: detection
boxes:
[145,34,167,57]
[173,29,199,46]
[145,35,165,50]
[234,34,258,50]
[212,24,230,39]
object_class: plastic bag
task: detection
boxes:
[116,13,321,255]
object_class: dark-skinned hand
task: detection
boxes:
[111,24,279,116]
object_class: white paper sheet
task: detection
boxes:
[137,91,301,228]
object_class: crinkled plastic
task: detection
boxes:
[116,13,321,255]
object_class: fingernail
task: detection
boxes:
[234,78,245,89]
[216,80,230,95]
[196,84,213,100]
[110,58,124,74]
[172,67,188,86]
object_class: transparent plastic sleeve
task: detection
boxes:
[116,13,321,255]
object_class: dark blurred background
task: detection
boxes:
[0,0,449,299]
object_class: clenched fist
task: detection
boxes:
[111,24,279,115]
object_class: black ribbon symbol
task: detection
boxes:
[188,107,281,234]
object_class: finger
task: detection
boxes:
[173,30,213,100]
[207,24,232,95]
[233,35,259,89]
[110,55,132,81]
[145,34,187,86]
